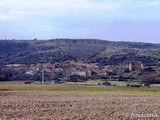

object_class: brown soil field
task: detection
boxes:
[0,92,159,120]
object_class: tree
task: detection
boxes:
[69,75,81,82]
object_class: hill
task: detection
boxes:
[0,39,160,66]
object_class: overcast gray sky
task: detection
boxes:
[0,0,160,43]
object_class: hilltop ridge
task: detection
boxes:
[0,39,160,66]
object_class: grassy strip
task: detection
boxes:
[0,83,160,94]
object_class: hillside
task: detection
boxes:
[0,39,160,66]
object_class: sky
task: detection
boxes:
[0,0,160,43]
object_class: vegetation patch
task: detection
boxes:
[0,83,160,94]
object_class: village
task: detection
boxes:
[1,60,151,85]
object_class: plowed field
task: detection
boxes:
[0,92,159,120]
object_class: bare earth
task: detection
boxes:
[0,92,159,120]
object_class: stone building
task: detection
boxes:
[129,61,144,71]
